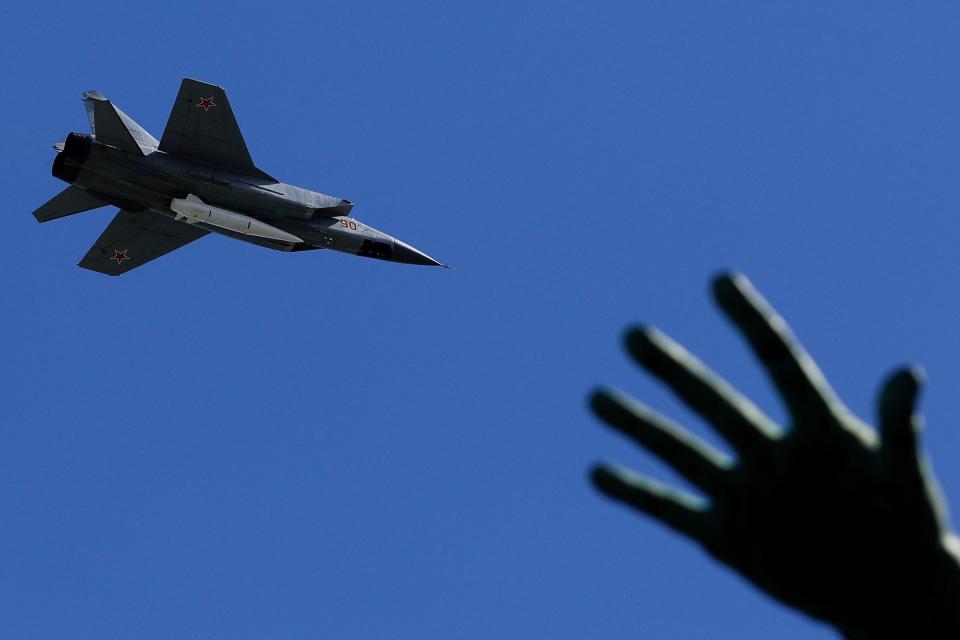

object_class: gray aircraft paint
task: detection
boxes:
[33,78,445,275]
[170,195,304,245]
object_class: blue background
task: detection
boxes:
[2,2,959,638]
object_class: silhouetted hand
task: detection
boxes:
[590,273,960,638]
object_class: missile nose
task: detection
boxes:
[392,239,445,267]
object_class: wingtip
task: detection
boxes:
[181,77,227,91]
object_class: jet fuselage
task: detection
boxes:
[54,131,439,264]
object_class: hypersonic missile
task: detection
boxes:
[170,194,303,245]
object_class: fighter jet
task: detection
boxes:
[33,78,446,275]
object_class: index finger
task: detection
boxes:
[712,272,843,426]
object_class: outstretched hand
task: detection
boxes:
[590,273,960,638]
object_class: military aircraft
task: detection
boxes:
[33,78,446,275]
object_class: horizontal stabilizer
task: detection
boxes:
[82,91,158,155]
[33,186,109,223]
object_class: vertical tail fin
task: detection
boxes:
[81,90,158,155]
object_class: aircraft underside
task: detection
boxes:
[32,78,445,275]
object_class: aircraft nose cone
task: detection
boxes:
[392,239,444,267]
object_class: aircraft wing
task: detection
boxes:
[79,209,208,276]
[158,78,274,180]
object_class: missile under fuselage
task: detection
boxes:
[170,194,304,245]
[168,193,444,266]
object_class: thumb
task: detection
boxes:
[878,366,925,469]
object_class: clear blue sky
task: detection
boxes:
[2,2,959,638]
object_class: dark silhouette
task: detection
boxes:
[590,273,960,638]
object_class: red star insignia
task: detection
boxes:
[196,96,217,112]
[111,249,130,265]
